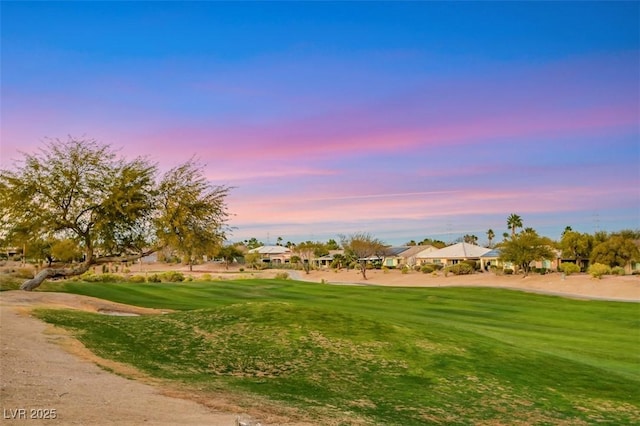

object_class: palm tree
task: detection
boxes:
[507,213,523,237]
[463,234,478,245]
[486,229,495,248]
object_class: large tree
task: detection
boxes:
[340,232,386,280]
[498,229,555,276]
[590,232,640,269]
[559,230,594,270]
[155,159,230,271]
[293,241,328,274]
[0,137,231,289]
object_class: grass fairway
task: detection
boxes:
[34,279,639,425]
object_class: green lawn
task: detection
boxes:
[33,279,640,425]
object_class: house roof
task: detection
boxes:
[248,245,291,254]
[390,245,427,258]
[481,248,502,258]
[419,242,491,259]
[384,246,412,256]
[414,245,438,258]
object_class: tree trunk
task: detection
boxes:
[20,262,92,291]
[360,262,368,280]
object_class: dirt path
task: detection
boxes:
[0,293,258,425]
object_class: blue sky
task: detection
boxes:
[1,1,638,245]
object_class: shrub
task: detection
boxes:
[588,263,611,279]
[13,268,34,279]
[159,271,185,282]
[421,264,435,274]
[382,266,390,274]
[239,268,245,272]
[462,260,479,271]
[503,268,514,275]
[401,266,410,274]
[80,272,124,283]
[611,266,626,276]
[274,272,289,280]
[128,275,146,283]
[560,263,581,276]
[200,273,213,282]
[147,274,161,283]
[445,263,474,275]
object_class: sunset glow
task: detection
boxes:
[1,2,638,245]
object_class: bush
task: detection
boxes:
[159,271,185,282]
[274,272,289,280]
[611,266,626,276]
[128,275,146,283]
[13,268,34,279]
[401,266,410,274]
[445,263,474,275]
[588,263,611,279]
[147,274,161,283]
[503,268,514,275]
[462,260,479,271]
[80,272,125,283]
[421,264,435,274]
[560,263,581,275]
[200,273,213,282]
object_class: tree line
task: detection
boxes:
[2,138,638,288]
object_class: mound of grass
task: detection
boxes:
[35,280,640,424]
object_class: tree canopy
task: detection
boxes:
[340,232,386,280]
[0,137,231,289]
[590,232,640,268]
[498,228,555,276]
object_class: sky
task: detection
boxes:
[1,1,639,246]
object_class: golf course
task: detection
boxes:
[7,277,638,425]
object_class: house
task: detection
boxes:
[247,245,292,264]
[480,249,505,271]
[417,242,491,267]
[481,247,562,272]
[382,246,427,268]
[314,250,345,268]
[413,245,439,265]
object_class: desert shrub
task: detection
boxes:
[159,271,185,282]
[274,272,289,280]
[462,260,479,271]
[588,263,611,279]
[446,263,474,275]
[533,267,549,275]
[560,263,581,275]
[80,272,125,283]
[128,275,146,283]
[147,274,161,283]
[13,268,34,279]
[239,268,245,272]
[401,266,410,274]
[503,268,514,275]
[200,273,213,282]
[420,264,435,274]
[611,266,626,276]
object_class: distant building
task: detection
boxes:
[248,245,292,264]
